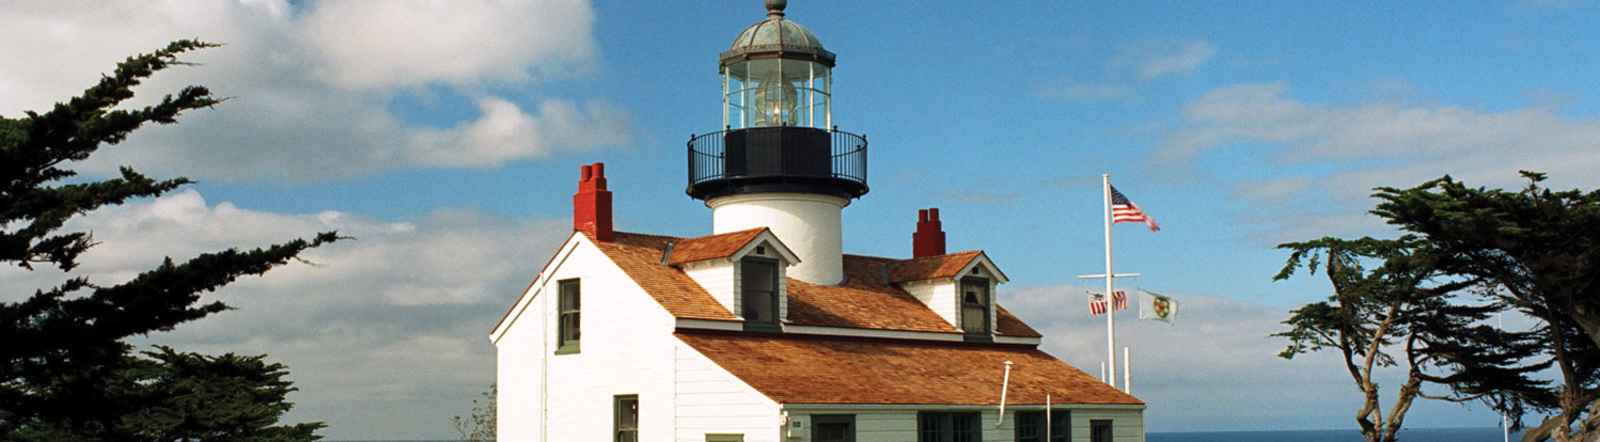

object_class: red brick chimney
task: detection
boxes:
[912,208,946,258]
[573,162,613,242]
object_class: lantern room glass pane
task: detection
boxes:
[723,59,831,130]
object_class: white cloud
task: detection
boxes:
[1002,285,1507,431]
[1112,40,1218,79]
[1165,83,1600,203]
[407,97,630,167]
[0,0,628,181]
[0,190,569,439]
[298,0,595,90]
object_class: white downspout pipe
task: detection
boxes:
[995,360,1014,428]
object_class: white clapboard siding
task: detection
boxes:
[779,407,1144,442]
[685,260,737,314]
[494,282,545,440]
[1072,408,1146,442]
[497,235,683,442]
[674,340,781,442]
[902,281,960,328]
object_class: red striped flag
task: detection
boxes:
[1089,290,1130,317]
[1111,185,1160,232]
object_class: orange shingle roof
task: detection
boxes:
[677,331,1142,406]
[786,255,958,333]
[598,232,738,321]
[889,251,983,283]
[664,227,769,265]
[581,231,1040,337]
[995,306,1041,338]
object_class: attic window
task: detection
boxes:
[755,245,766,255]
[959,276,990,337]
[740,257,780,331]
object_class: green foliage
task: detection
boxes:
[1273,235,1544,442]
[451,384,496,441]
[1371,172,1600,440]
[1,41,338,440]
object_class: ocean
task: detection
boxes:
[1149,427,1516,442]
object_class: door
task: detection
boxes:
[812,414,855,442]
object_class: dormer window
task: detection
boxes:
[741,257,781,330]
[959,276,991,337]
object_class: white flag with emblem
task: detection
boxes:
[1138,290,1178,324]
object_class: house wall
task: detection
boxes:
[674,339,783,442]
[685,260,737,313]
[494,236,685,442]
[780,406,1144,442]
[903,281,958,327]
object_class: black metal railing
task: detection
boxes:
[687,126,867,192]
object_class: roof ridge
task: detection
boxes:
[613,230,683,240]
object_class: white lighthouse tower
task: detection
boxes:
[686,0,868,285]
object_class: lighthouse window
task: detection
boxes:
[960,277,991,337]
[740,257,780,329]
[556,279,580,354]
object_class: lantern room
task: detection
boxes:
[687,0,868,203]
[720,4,832,130]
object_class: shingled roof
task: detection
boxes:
[588,231,1041,337]
[888,250,985,283]
[598,232,738,321]
[664,227,770,265]
[677,331,1141,406]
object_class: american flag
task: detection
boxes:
[1088,290,1129,317]
[1110,185,1160,232]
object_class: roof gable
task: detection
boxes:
[666,227,800,266]
[677,331,1142,406]
[889,251,1009,284]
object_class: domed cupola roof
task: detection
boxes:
[720,0,836,67]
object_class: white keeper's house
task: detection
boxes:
[489,2,1146,441]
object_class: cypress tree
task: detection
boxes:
[1,40,337,441]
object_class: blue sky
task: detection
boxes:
[5,0,1600,439]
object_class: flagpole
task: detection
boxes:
[1103,173,1116,387]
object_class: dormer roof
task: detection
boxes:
[665,227,799,266]
[889,250,1010,284]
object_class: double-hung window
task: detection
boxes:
[918,411,980,442]
[557,279,580,354]
[960,276,991,337]
[1090,419,1113,442]
[1015,410,1069,442]
[740,258,780,330]
[614,395,638,442]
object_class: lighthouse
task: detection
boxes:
[686,0,868,285]
[494,3,1150,440]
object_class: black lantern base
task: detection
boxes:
[687,126,868,201]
